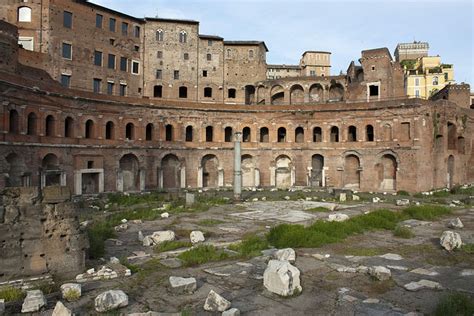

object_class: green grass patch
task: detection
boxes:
[107,192,165,206]
[107,208,164,225]
[154,240,192,253]
[198,219,225,226]
[393,225,414,239]
[397,190,410,196]
[178,245,229,267]
[228,234,269,258]
[87,222,116,259]
[435,292,474,316]
[461,243,474,254]
[305,207,331,213]
[0,286,25,302]
[267,205,451,249]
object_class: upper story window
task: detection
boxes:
[62,43,72,59]
[248,49,254,59]
[121,22,128,36]
[96,14,103,28]
[206,53,212,61]
[432,76,439,86]
[157,51,163,59]
[120,57,127,71]
[208,40,213,46]
[184,53,189,60]
[226,49,232,59]
[109,18,116,32]
[94,51,102,66]
[18,6,32,22]
[131,60,140,75]
[174,70,179,80]
[415,78,420,86]
[156,29,164,41]
[108,54,115,69]
[134,26,140,38]
[179,31,187,43]
[63,11,73,28]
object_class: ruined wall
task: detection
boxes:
[0,20,18,73]
[0,187,87,281]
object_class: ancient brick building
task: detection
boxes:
[0,1,473,195]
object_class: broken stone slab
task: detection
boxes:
[410,268,439,276]
[52,301,72,316]
[273,248,296,263]
[169,276,197,294]
[115,223,128,231]
[60,283,81,301]
[222,307,240,316]
[203,290,231,312]
[161,212,170,219]
[379,253,403,261]
[328,213,349,222]
[404,279,442,291]
[396,199,410,206]
[21,290,47,313]
[448,218,464,229]
[372,197,381,203]
[185,193,195,206]
[342,294,358,302]
[339,193,347,202]
[151,231,176,244]
[190,231,205,244]
[368,266,391,281]
[142,236,155,247]
[461,269,474,276]
[263,260,302,296]
[400,219,431,228]
[440,231,462,251]
[95,290,129,313]
[387,265,408,271]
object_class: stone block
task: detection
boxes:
[21,290,47,313]
[185,193,195,206]
[169,276,197,294]
[42,186,71,204]
[94,290,128,313]
[263,260,302,296]
[203,290,231,312]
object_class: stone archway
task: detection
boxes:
[202,154,219,188]
[42,153,61,187]
[309,83,324,102]
[119,154,140,192]
[379,154,397,191]
[290,85,304,104]
[276,155,292,189]
[311,154,324,187]
[344,155,360,189]
[161,154,181,189]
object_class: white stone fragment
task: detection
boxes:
[203,290,231,312]
[94,290,129,312]
[368,266,391,281]
[363,298,380,304]
[222,307,240,316]
[396,199,410,206]
[404,279,442,291]
[138,230,144,242]
[448,218,464,229]
[328,213,349,222]
[110,257,120,264]
[263,260,302,296]
[379,253,403,261]
[440,231,462,251]
[121,219,128,224]
[387,265,408,271]
[410,268,439,276]
[161,212,170,218]
[190,231,205,244]
[169,276,197,294]
[273,248,296,263]
[150,230,175,245]
[352,195,360,201]
[21,290,46,313]
[52,301,72,316]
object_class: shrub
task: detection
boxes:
[178,245,229,267]
[393,225,414,239]
[228,234,269,258]
[154,240,192,253]
[63,288,81,302]
[435,292,474,316]
[0,286,25,302]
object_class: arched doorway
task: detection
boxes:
[276,155,292,189]
[245,85,256,105]
[379,154,397,191]
[202,155,218,188]
[290,85,304,104]
[309,84,324,102]
[311,154,324,187]
[271,85,285,105]
[119,154,140,192]
[447,155,454,188]
[242,155,256,187]
[161,154,181,189]
[344,155,360,189]
[42,153,61,186]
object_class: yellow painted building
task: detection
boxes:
[403,56,455,99]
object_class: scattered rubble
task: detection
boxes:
[21,290,46,313]
[75,264,131,282]
[95,290,129,312]
[222,307,241,316]
[448,218,464,229]
[169,276,197,294]
[396,199,410,206]
[52,301,72,316]
[203,290,231,312]
[440,231,463,251]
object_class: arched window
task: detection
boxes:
[242,127,251,142]
[146,123,154,141]
[105,121,114,140]
[185,125,193,142]
[45,115,55,137]
[277,127,287,142]
[295,127,304,143]
[153,85,162,98]
[165,124,173,141]
[206,126,213,142]
[179,31,187,43]
[348,126,357,142]
[179,86,188,98]
[27,112,37,136]
[85,120,94,139]
[204,87,212,98]
[330,126,339,142]
[366,125,374,142]
[248,49,254,59]
[64,116,73,138]
[156,29,164,41]
[260,127,269,142]
[226,49,232,58]
[9,110,19,134]
[125,123,134,140]
[313,127,322,142]
[18,6,32,22]
[224,127,233,142]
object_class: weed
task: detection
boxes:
[435,292,474,316]
[154,240,192,253]
[107,192,164,206]
[198,219,225,226]
[178,245,229,267]
[228,234,269,258]
[0,286,25,302]
[119,258,141,274]
[87,222,116,259]
[397,190,410,196]
[432,190,451,197]
[63,288,81,302]
[401,205,451,220]
[33,281,58,295]
[393,225,414,239]
[461,243,474,254]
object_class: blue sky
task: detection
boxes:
[91,0,473,85]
